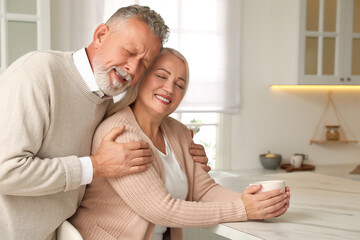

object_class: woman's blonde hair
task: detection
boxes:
[106,48,189,117]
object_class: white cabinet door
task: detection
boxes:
[298,0,360,85]
[0,0,50,72]
[345,0,360,84]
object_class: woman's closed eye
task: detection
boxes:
[175,82,184,89]
[156,74,167,79]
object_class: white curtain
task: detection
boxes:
[67,0,241,113]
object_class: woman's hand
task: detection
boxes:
[241,185,290,220]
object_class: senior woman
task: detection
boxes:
[69,48,290,240]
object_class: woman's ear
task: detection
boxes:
[93,24,109,49]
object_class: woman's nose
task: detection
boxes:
[163,80,175,93]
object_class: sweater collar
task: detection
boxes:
[64,52,109,105]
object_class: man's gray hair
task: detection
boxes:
[106,4,169,45]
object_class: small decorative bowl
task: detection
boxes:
[259,154,282,170]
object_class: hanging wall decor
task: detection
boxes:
[310,91,358,144]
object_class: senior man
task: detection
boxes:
[0,5,209,240]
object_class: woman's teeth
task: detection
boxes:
[156,95,170,103]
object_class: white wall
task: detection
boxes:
[228,0,360,170]
[50,0,104,51]
[50,0,360,170]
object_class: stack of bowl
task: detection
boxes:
[259,152,282,170]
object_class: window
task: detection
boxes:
[171,112,219,169]
[103,0,240,169]
[103,0,241,112]
[0,0,50,72]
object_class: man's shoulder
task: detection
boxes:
[20,50,73,66]
[0,50,79,95]
[4,50,74,75]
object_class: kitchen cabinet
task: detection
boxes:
[298,0,360,85]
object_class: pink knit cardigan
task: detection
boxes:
[69,107,247,240]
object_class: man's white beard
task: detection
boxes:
[93,56,132,97]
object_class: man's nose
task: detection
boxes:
[124,57,140,76]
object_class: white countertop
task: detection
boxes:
[209,163,360,181]
[204,164,360,240]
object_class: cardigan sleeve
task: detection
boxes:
[191,161,247,203]
[95,116,247,228]
[109,167,247,227]
[0,55,81,196]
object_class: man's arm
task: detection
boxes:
[0,53,152,195]
[0,70,76,196]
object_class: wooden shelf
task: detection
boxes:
[310,139,358,144]
[310,91,358,145]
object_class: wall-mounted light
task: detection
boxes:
[271,85,360,91]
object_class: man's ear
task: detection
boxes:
[93,24,109,49]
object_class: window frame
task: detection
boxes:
[0,0,50,73]
[172,112,230,170]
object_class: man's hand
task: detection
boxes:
[189,143,211,172]
[241,185,290,220]
[90,126,153,178]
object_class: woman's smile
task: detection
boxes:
[155,94,172,104]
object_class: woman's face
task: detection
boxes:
[136,52,187,118]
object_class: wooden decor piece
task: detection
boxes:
[280,163,315,172]
[310,91,358,145]
[350,165,360,174]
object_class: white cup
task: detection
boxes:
[290,155,303,168]
[249,180,285,193]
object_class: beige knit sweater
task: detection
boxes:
[0,51,110,240]
[70,107,247,240]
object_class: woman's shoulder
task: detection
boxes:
[93,107,143,144]
[162,116,192,140]
[163,116,186,129]
[102,107,136,126]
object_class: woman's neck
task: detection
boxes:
[131,103,166,153]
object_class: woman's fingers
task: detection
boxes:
[263,203,288,219]
[242,187,289,220]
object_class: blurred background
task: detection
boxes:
[1,0,359,173]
